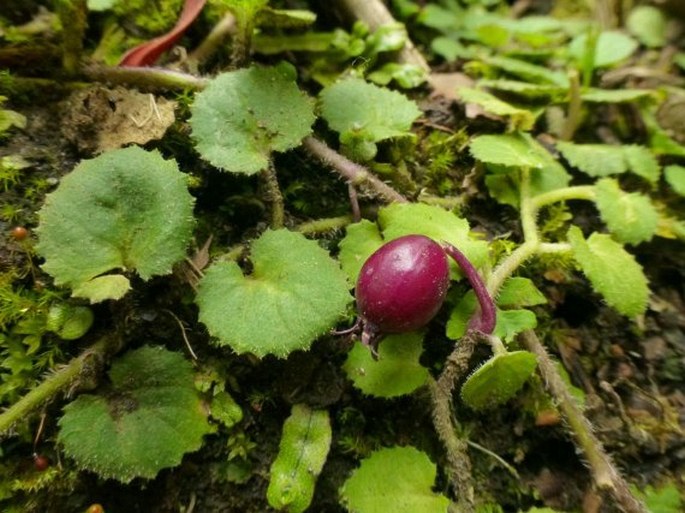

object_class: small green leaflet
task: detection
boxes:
[58,346,211,483]
[595,178,658,245]
[45,303,94,340]
[568,226,649,317]
[479,55,569,87]
[210,391,243,429]
[569,31,638,68]
[497,277,547,307]
[190,63,315,174]
[580,88,653,103]
[446,291,537,343]
[456,87,537,131]
[343,332,429,398]
[267,404,332,513]
[196,229,351,358]
[338,220,384,283]
[341,446,450,513]
[664,165,685,196]
[470,132,571,208]
[36,147,195,303]
[556,142,660,184]
[319,78,421,158]
[627,5,667,48]
[461,351,538,410]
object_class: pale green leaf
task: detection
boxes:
[87,0,116,11]
[497,277,547,307]
[338,220,384,283]
[478,79,566,100]
[45,304,94,340]
[267,404,331,513]
[196,229,351,357]
[569,31,638,68]
[631,482,683,513]
[481,55,569,87]
[341,446,450,513]
[664,165,685,196]
[210,391,243,429]
[343,332,429,398]
[461,351,537,410]
[71,275,131,303]
[557,142,626,176]
[457,87,537,131]
[568,226,649,316]
[378,203,489,275]
[627,5,667,48]
[470,132,561,170]
[320,78,421,143]
[494,309,537,342]
[581,88,654,103]
[595,178,658,244]
[58,346,211,482]
[622,145,660,184]
[36,147,194,302]
[190,63,315,174]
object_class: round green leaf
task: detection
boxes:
[190,63,315,174]
[341,446,450,513]
[569,31,638,68]
[461,351,538,410]
[320,78,421,144]
[36,147,194,302]
[343,332,429,398]
[338,220,384,283]
[196,229,352,357]
[58,346,211,482]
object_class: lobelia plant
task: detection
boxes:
[2,1,684,511]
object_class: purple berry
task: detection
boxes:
[355,235,450,351]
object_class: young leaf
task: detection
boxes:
[557,142,660,184]
[267,404,332,513]
[460,351,538,410]
[580,88,654,103]
[497,277,547,307]
[343,332,429,398]
[319,78,421,147]
[338,220,384,283]
[569,31,638,68]
[456,87,537,131]
[568,226,649,317]
[209,391,243,429]
[627,5,667,48]
[595,178,658,244]
[470,132,561,170]
[58,346,211,483]
[36,147,194,303]
[341,446,450,513]
[664,165,685,196]
[196,229,351,357]
[190,63,315,174]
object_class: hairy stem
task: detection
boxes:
[302,136,408,204]
[189,13,236,66]
[261,163,285,229]
[429,333,479,513]
[0,335,121,437]
[531,185,596,210]
[84,65,208,91]
[296,215,353,235]
[519,330,648,513]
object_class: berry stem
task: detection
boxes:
[442,242,496,335]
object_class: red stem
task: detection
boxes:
[442,242,496,335]
[119,0,207,67]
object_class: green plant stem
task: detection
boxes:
[519,330,648,513]
[531,185,596,210]
[417,192,464,210]
[302,136,408,204]
[188,13,236,66]
[261,163,285,229]
[84,65,209,91]
[296,215,353,235]
[56,0,87,75]
[560,69,583,141]
[429,333,479,513]
[0,335,121,437]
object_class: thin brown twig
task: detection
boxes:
[302,136,408,204]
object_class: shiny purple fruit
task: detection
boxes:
[355,235,450,349]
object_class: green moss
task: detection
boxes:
[113,0,186,35]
